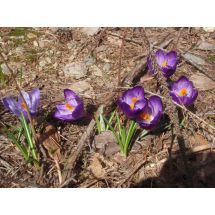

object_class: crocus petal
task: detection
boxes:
[2,97,22,117]
[18,91,31,107]
[148,96,163,116]
[122,86,145,104]
[147,57,156,75]
[53,111,74,121]
[118,101,137,118]
[170,76,198,106]
[56,104,73,115]
[166,51,177,68]
[71,103,84,120]
[161,67,175,78]
[134,99,147,111]
[30,88,40,114]
[136,96,163,130]
[155,49,166,68]
[64,89,77,101]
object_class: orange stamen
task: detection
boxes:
[162,60,167,68]
[21,101,28,111]
[130,97,138,110]
[140,112,152,122]
[65,103,74,111]
[179,88,187,97]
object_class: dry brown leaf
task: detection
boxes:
[41,124,61,161]
[189,133,209,147]
[88,154,106,178]
[190,73,215,91]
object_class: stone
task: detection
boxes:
[69,80,92,93]
[81,27,100,36]
[94,131,119,157]
[203,27,215,33]
[63,62,88,79]
[84,55,96,66]
[103,63,112,72]
[1,63,10,75]
[33,40,39,47]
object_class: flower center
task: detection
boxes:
[140,111,152,122]
[130,97,138,110]
[21,101,28,111]
[65,103,74,111]
[179,88,187,97]
[162,60,167,68]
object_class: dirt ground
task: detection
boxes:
[0,27,215,188]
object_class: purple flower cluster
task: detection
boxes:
[2,88,84,122]
[147,49,178,78]
[118,86,163,129]
[147,49,198,106]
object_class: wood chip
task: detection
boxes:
[40,124,61,162]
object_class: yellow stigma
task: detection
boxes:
[179,88,187,97]
[21,101,28,111]
[65,103,74,111]
[130,97,138,110]
[140,112,152,122]
[162,60,167,68]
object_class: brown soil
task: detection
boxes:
[0,27,215,187]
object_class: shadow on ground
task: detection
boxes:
[132,149,215,188]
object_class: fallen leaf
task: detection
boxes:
[88,153,106,178]
[189,133,209,147]
[190,73,215,91]
[196,41,215,51]
[81,27,100,36]
[40,124,61,161]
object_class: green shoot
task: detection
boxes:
[1,113,39,166]
[103,111,137,157]
[95,110,116,134]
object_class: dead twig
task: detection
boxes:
[118,29,127,86]
[62,105,104,183]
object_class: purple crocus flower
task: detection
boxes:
[155,49,178,78]
[147,56,156,76]
[136,96,163,129]
[169,76,198,106]
[118,86,147,119]
[54,89,84,121]
[2,88,40,120]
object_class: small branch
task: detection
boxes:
[62,105,104,183]
[118,29,127,86]
[54,159,62,185]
